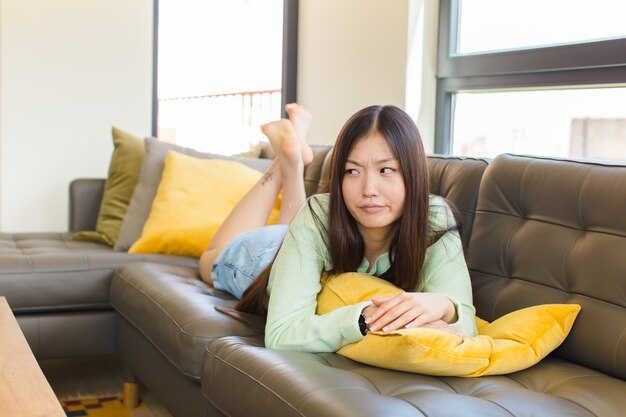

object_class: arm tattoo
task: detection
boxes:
[261,172,274,186]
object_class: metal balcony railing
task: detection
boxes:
[157,89,282,155]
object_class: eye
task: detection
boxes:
[344,168,359,175]
[380,167,396,174]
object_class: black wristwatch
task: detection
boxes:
[358,313,369,336]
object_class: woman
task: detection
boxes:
[200,104,477,353]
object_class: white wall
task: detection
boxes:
[0,0,153,232]
[0,0,438,231]
[298,0,409,145]
[297,0,439,151]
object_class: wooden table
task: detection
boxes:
[0,297,65,417]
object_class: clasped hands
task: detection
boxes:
[361,292,459,336]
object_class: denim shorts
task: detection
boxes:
[211,224,289,299]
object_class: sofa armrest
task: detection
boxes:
[69,178,105,232]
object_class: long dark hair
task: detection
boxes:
[236,105,446,315]
[326,105,430,290]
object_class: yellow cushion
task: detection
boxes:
[129,151,281,257]
[316,273,581,377]
[74,127,145,246]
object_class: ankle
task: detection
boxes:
[279,158,304,177]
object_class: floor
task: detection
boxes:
[39,354,173,417]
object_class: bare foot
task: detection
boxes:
[285,103,314,165]
[260,119,303,168]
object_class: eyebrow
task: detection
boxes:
[346,158,397,167]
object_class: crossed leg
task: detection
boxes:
[199,104,313,285]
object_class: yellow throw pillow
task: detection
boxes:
[74,127,145,246]
[129,151,281,257]
[316,273,581,377]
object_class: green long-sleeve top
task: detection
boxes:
[265,193,477,353]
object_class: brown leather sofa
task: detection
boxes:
[202,154,626,417]
[2,148,625,417]
[0,204,196,360]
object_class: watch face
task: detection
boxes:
[359,313,368,335]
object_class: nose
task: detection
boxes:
[362,171,379,197]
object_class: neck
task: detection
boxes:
[360,226,393,267]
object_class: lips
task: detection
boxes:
[359,204,385,214]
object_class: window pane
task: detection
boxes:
[452,88,626,161]
[158,0,283,154]
[457,0,626,54]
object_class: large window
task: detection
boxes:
[436,0,626,161]
[153,0,298,155]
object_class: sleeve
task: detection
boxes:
[264,196,371,352]
[419,197,478,337]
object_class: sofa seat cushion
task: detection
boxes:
[0,233,197,313]
[204,336,626,417]
[110,262,258,381]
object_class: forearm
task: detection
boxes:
[265,301,370,352]
[441,296,457,323]
[446,297,477,337]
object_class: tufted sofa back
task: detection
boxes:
[426,156,489,247]
[468,154,626,379]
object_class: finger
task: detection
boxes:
[367,295,410,326]
[369,301,418,332]
[420,321,461,336]
[375,294,408,312]
[416,319,446,329]
[403,313,438,330]
[379,308,423,332]
[366,294,404,324]
[375,302,416,330]
[368,294,420,330]
[370,294,399,306]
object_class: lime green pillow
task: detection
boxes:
[235,142,263,158]
[317,273,581,377]
[74,127,145,246]
[129,151,281,257]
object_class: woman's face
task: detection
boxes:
[341,132,406,243]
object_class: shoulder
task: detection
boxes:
[289,193,330,232]
[428,194,457,230]
[278,193,331,262]
[308,192,330,208]
[298,193,329,220]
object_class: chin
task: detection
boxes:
[357,219,395,230]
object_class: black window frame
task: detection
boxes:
[151,0,299,137]
[435,0,626,154]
